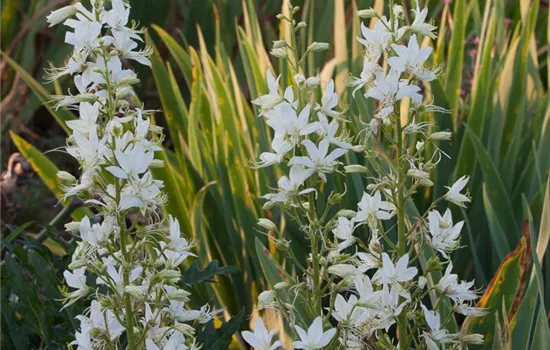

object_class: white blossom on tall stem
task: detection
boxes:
[47,1,214,348]
[251,2,485,349]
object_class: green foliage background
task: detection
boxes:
[1,0,550,349]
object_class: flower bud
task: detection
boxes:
[270,47,288,59]
[294,73,305,86]
[305,75,320,88]
[292,6,300,14]
[257,290,276,310]
[295,21,307,29]
[118,75,140,86]
[337,209,356,218]
[407,169,430,181]
[65,221,81,233]
[459,333,484,345]
[345,165,368,174]
[124,285,145,298]
[327,264,356,279]
[393,5,404,18]
[75,93,99,103]
[308,42,330,52]
[46,5,77,27]
[272,40,287,49]
[276,13,285,20]
[57,171,76,183]
[274,282,289,289]
[68,259,87,270]
[416,141,425,151]
[427,256,442,272]
[357,8,378,18]
[430,131,452,141]
[257,218,277,231]
[167,288,191,302]
[351,145,366,153]
[418,276,428,290]
[158,269,181,280]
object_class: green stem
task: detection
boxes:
[119,219,137,350]
[395,102,409,350]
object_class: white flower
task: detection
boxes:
[437,262,478,303]
[70,320,93,350]
[257,290,277,311]
[63,267,88,299]
[332,217,355,249]
[253,70,285,112]
[377,285,409,330]
[242,317,282,350]
[77,301,125,342]
[266,103,319,147]
[388,35,436,81]
[262,165,315,203]
[444,175,470,207]
[353,191,396,228]
[316,113,352,149]
[293,317,337,349]
[111,30,152,66]
[119,171,166,212]
[376,253,417,285]
[366,70,423,121]
[316,80,343,118]
[79,215,117,247]
[327,264,357,279]
[66,102,100,135]
[349,57,381,96]
[64,15,102,52]
[46,5,77,27]
[354,274,381,306]
[421,304,457,348]
[410,3,438,39]
[107,145,155,179]
[453,303,487,317]
[66,128,109,170]
[357,21,391,59]
[288,139,348,182]
[428,209,463,259]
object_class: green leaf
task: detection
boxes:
[197,308,245,350]
[444,0,467,127]
[10,132,90,221]
[0,51,75,134]
[463,224,532,348]
[465,126,519,249]
[255,238,314,329]
[182,261,238,285]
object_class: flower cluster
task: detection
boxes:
[48,1,214,348]
[247,2,484,350]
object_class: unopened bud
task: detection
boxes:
[272,40,287,49]
[257,218,277,231]
[327,264,356,279]
[158,270,181,280]
[68,259,87,269]
[118,75,140,86]
[351,145,366,153]
[270,47,288,59]
[305,75,320,87]
[295,21,307,30]
[274,282,289,289]
[345,165,368,174]
[167,289,191,302]
[124,285,145,298]
[276,13,285,20]
[308,42,330,52]
[337,209,356,218]
[292,6,300,14]
[430,131,452,141]
[294,73,306,85]
[57,171,76,183]
[75,93,99,103]
[357,8,378,19]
